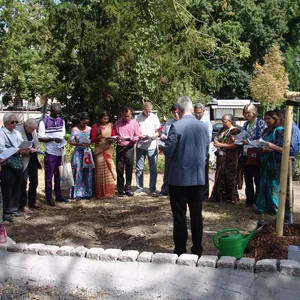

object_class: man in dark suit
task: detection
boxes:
[164,96,209,256]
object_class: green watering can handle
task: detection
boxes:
[213,228,240,250]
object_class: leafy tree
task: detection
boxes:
[250,44,289,109]
[0,0,57,106]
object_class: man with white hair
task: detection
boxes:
[164,96,209,256]
[16,118,41,212]
[0,113,28,222]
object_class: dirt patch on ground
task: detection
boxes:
[245,223,300,260]
[4,169,300,259]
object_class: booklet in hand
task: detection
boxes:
[79,136,91,144]
[0,147,19,161]
[19,141,33,149]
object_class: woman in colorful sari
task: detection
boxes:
[209,114,241,203]
[91,111,116,199]
[69,112,93,200]
[256,111,283,215]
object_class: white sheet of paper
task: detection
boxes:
[19,141,33,149]
[248,138,267,148]
[57,139,67,149]
[158,139,165,147]
[121,136,131,141]
[209,143,217,154]
[0,147,19,161]
[79,136,91,144]
[235,130,250,142]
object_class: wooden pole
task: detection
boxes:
[276,105,293,236]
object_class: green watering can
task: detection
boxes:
[213,227,257,259]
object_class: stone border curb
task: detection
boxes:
[2,242,300,277]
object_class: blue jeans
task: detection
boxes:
[136,148,158,193]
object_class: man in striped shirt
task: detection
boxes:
[38,103,67,206]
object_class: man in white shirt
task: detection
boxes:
[194,103,212,202]
[135,102,160,196]
[38,103,67,206]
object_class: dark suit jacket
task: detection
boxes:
[164,114,209,186]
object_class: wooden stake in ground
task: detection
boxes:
[276,106,293,236]
[276,91,300,235]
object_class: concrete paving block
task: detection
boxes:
[255,259,278,273]
[152,253,178,264]
[57,246,75,256]
[38,245,59,256]
[86,248,105,260]
[7,243,28,253]
[0,236,16,251]
[99,249,122,262]
[237,258,256,272]
[177,254,199,266]
[24,243,45,255]
[217,256,237,269]
[118,250,139,262]
[137,251,153,263]
[197,255,218,268]
[280,260,300,276]
[0,244,8,251]
[70,246,88,258]
[288,245,300,263]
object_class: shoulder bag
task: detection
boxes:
[3,133,23,171]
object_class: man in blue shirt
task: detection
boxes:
[266,109,300,224]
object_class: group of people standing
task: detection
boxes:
[0,98,299,258]
[209,103,300,225]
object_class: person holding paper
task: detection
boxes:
[16,118,42,212]
[158,104,180,197]
[69,112,93,200]
[265,109,300,223]
[38,103,68,206]
[256,111,283,215]
[194,103,213,202]
[0,113,29,222]
[242,104,266,208]
[114,107,140,197]
[135,102,161,196]
[209,114,241,203]
[90,111,116,199]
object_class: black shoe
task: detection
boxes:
[12,211,23,217]
[159,192,168,197]
[4,215,13,222]
[150,192,159,197]
[75,197,81,201]
[118,192,124,197]
[47,200,56,207]
[125,191,134,197]
[28,203,41,209]
[56,198,69,203]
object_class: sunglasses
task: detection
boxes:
[9,121,19,124]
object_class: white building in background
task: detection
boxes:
[206,99,260,126]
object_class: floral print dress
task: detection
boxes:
[69,126,94,199]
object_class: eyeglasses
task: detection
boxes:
[9,121,18,124]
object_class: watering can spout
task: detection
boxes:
[242,227,257,250]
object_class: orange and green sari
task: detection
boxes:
[92,123,116,198]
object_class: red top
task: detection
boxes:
[90,123,115,143]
